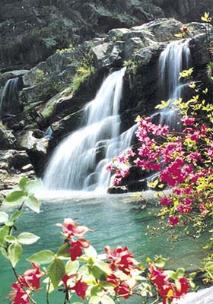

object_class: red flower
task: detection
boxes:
[106,274,120,286]
[72,280,88,299]
[115,282,131,299]
[168,216,179,226]
[176,277,190,297]
[19,264,43,290]
[62,274,73,289]
[10,283,30,304]
[149,265,166,287]
[105,246,138,274]
[69,239,90,261]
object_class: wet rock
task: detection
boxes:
[17,130,48,154]
[51,109,84,143]
[0,125,17,149]
[107,186,128,194]
[0,70,28,87]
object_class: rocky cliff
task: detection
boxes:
[0,14,212,194]
[0,0,212,70]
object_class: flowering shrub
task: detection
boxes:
[109,71,213,235]
[0,180,191,304]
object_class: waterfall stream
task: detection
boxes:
[44,68,135,191]
[44,40,192,191]
[157,39,191,130]
[0,77,23,120]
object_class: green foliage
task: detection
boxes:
[70,64,95,94]
[42,37,57,49]
[8,242,23,267]
[34,69,46,84]
[201,12,212,23]
[28,250,55,265]
[123,59,138,75]
[201,254,213,284]
[56,43,75,54]
[48,258,65,289]
[17,232,40,245]
[179,68,193,79]
[0,177,40,269]
[207,61,213,80]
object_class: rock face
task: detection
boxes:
[0,0,212,70]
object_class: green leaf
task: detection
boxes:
[25,195,41,213]
[0,247,8,259]
[84,245,97,259]
[17,232,40,245]
[5,235,17,243]
[94,260,111,275]
[165,270,176,280]
[90,265,107,280]
[28,250,55,264]
[0,212,9,223]
[154,256,167,268]
[8,242,23,267]
[65,260,79,275]
[48,258,65,289]
[25,180,42,194]
[89,296,102,304]
[155,100,170,110]
[0,226,9,245]
[101,295,115,304]
[19,176,30,191]
[9,210,23,222]
[5,191,25,203]
[57,243,70,258]
[176,268,185,278]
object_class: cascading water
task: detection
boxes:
[0,77,23,120]
[157,39,191,130]
[44,68,135,191]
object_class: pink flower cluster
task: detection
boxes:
[10,264,43,304]
[107,149,135,186]
[58,218,90,299]
[108,114,212,226]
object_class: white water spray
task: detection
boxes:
[158,39,191,130]
[44,68,135,191]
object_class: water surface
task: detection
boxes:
[0,193,209,303]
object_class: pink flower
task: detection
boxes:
[10,283,30,304]
[19,264,43,290]
[182,116,195,126]
[115,282,131,299]
[105,246,138,274]
[58,218,89,239]
[160,197,173,206]
[177,204,192,214]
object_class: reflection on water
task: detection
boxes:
[0,194,209,303]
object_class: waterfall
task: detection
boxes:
[157,39,191,130]
[0,77,23,120]
[44,68,136,191]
